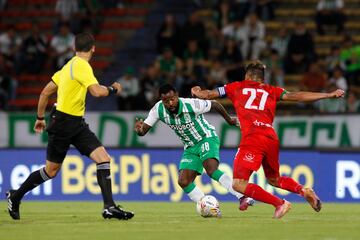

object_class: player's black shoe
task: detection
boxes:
[6,190,20,220]
[102,205,134,220]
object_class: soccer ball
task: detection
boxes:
[196,195,221,218]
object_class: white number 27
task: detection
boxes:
[243,88,269,110]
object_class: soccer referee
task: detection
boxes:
[6,33,134,220]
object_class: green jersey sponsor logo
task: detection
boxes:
[157,99,217,148]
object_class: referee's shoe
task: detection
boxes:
[102,205,134,220]
[6,190,20,220]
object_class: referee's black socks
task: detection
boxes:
[12,167,52,202]
[12,163,116,207]
[96,162,116,208]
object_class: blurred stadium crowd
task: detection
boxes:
[0,0,359,114]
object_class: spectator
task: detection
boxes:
[179,72,203,98]
[54,0,80,34]
[0,54,9,109]
[140,64,162,107]
[0,0,7,10]
[0,81,7,110]
[117,1,124,8]
[300,61,328,92]
[206,24,224,56]
[284,20,315,74]
[205,48,223,71]
[78,0,103,35]
[315,0,346,35]
[55,0,79,22]
[102,0,124,8]
[329,66,347,92]
[233,0,250,20]
[340,37,360,86]
[156,14,181,56]
[183,40,206,80]
[154,47,183,88]
[247,0,276,21]
[181,12,206,53]
[222,18,247,42]
[50,23,75,70]
[213,1,237,29]
[346,90,360,113]
[241,13,266,60]
[0,25,22,72]
[183,40,204,65]
[222,19,249,59]
[325,45,346,74]
[79,0,102,16]
[319,84,346,113]
[117,67,143,110]
[263,49,284,87]
[270,26,289,60]
[19,23,48,74]
[206,60,227,88]
[220,37,244,82]
[0,54,17,109]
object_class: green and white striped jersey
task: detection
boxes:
[144,98,218,149]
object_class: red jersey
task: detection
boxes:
[219,80,286,142]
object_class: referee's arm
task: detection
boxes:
[37,81,58,119]
[34,81,57,133]
[88,82,122,97]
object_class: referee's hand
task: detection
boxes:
[34,120,46,133]
[111,82,122,95]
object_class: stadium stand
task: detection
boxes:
[0,0,154,110]
[0,0,359,113]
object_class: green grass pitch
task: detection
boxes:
[0,202,359,240]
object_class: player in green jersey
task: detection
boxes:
[135,84,254,215]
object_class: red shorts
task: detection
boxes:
[233,135,280,180]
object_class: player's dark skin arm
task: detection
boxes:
[211,100,238,126]
[282,89,345,102]
[134,118,152,136]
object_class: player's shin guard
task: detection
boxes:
[11,167,52,202]
[277,176,303,195]
[183,182,205,202]
[96,162,115,208]
[244,183,283,208]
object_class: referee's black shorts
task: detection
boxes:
[46,110,102,163]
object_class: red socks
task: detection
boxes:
[244,183,283,207]
[243,177,304,208]
[278,176,303,195]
